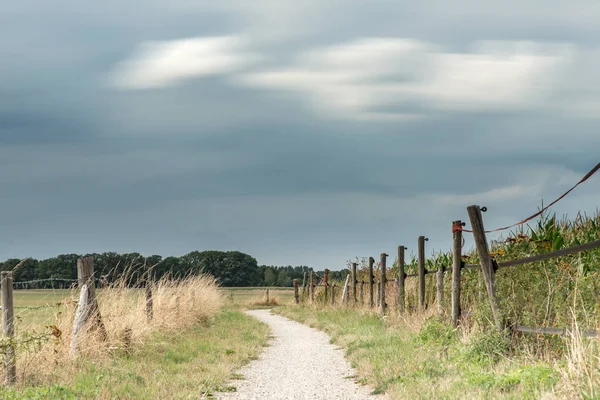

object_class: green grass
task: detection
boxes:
[3,308,270,399]
[275,307,562,399]
[0,289,73,329]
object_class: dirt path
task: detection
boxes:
[217,309,385,400]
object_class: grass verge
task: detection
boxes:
[2,308,269,399]
[275,306,564,400]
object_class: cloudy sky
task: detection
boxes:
[1,0,599,270]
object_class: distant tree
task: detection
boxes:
[1,258,38,282]
[179,251,207,277]
[36,254,80,280]
[263,268,277,286]
[276,270,292,287]
[0,249,277,288]
[196,251,262,287]
[158,256,183,279]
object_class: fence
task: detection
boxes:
[296,162,600,339]
[297,209,600,337]
[1,256,158,385]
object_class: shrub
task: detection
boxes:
[416,316,458,346]
[463,330,513,365]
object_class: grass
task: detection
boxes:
[1,308,270,399]
[1,289,74,328]
[331,210,600,397]
[1,275,223,389]
[0,280,280,398]
[0,287,295,327]
[0,284,286,398]
[274,306,564,399]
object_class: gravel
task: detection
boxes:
[217,309,386,400]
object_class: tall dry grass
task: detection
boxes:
[2,273,222,386]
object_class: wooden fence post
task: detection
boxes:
[310,272,314,304]
[380,253,388,314]
[436,267,444,316]
[341,274,350,305]
[346,282,350,306]
[331,284,336,306]
[70,284,89,357]
[146,282,153,322]
[266,288,270,304]
[302,272,307,300]
[1,271,16,385]
[418,236,427,311]
[70,257,107,356]
[397,245,406,314]
[293,279,299,304]
[351,262,357,305]
[359,281,364,306]
[323,269,330,304]
[368,257,375,308]
[467,205,503,330]
[452,220,463,326]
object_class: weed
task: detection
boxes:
[416,316,458,346]
[462,330,513,366]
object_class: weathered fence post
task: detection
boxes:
[397,245,406,314]
[380,253,388,314]
[418,236,427,311]
[341,274,350,305]
[293,279,299,304]
[266,288,270,304]
[323,269,330,304]
[70,284,89,357]
[467,205,503,330]
[346,282,350,306]
[359,280,364,306]
[70,257,107,356]
[436,266,444,316]
[146,281,153,322]
[302,272,307,300]
[309,272,314,304]
[351,262,357,305]
[331,284,336,306]
[368,257,375,308]
[2,271,16,385]
[452,220,463,326]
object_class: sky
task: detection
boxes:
[1,0,599,270]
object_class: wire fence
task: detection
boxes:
[299,161,600,339]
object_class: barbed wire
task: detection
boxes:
[13,278,78,285]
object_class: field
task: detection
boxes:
[1,289,74,328]
[0,286,295,328]
[220,287,296,307]
[0,279,287,398]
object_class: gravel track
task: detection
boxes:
[217,309,385,400]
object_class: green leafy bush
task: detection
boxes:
[463,330,513,365]
[417,316,458,346]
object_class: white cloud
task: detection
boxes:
[237,38,572,120]
[109,36,259,90]
[108,34,591,121]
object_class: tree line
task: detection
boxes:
[0,250,346,288]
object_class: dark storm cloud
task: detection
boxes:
[0,0,599,269]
